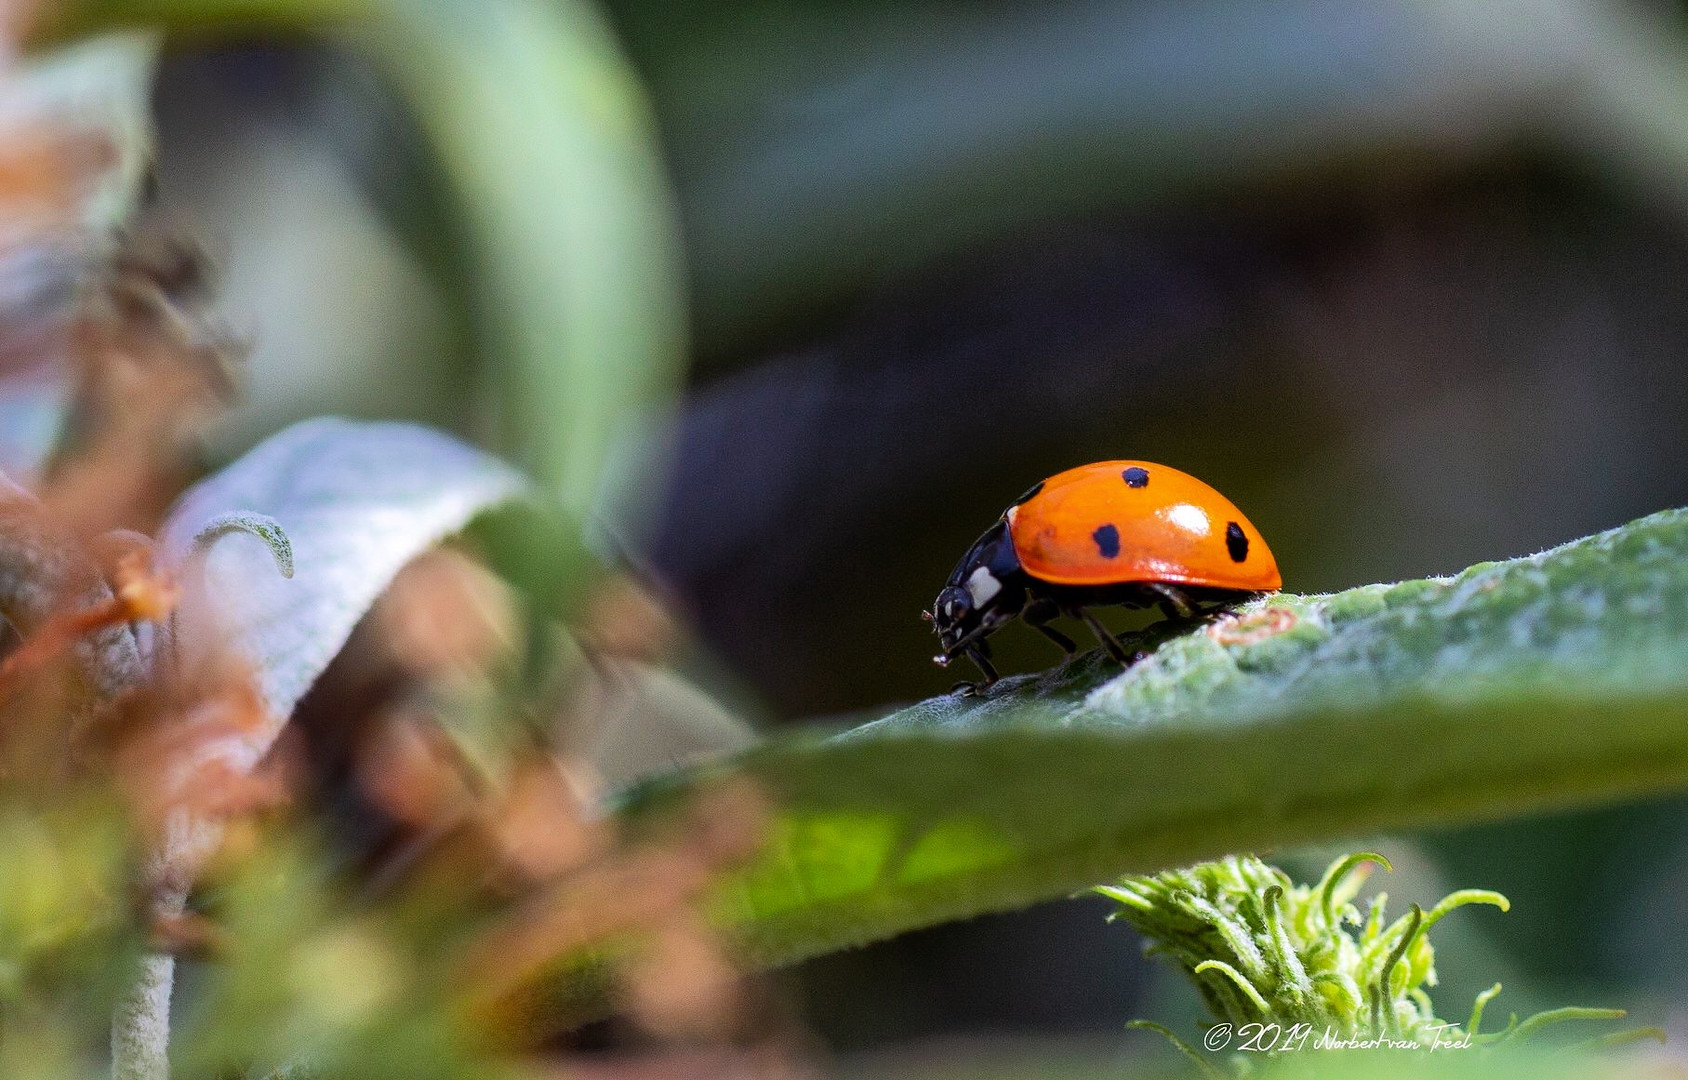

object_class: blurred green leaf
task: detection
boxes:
[168,831,520,1080]
[1240,1048,1658,1080]
[621,506,1688,970]
[40,0,689,575]
[624,0,1688,354]
[362,0,686,524]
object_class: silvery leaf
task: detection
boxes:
[159,417,528,767]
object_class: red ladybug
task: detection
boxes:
[926,461,1281,686]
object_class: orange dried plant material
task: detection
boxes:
[43,225,240,536]
[579,574,679,662]
[111,658,285,835]
[486,754,605,884]
[357,710,479,830]
[1206,605,1298,646]
[376,547,518,679]
[456,780,769,1032]
[624,912,747,1041]
[0,122,115,233]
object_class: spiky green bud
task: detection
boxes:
[1099,852,1651,1060]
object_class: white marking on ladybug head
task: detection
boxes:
[966,565,1002,606]
[1166,503,1211,536]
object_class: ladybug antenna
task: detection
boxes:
[920,609,934,622]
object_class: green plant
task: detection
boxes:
[617,505,1688,978]
[1100,852,1658,1072]
[5,2,1688,1079]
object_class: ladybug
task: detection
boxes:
[926,461,1280,687]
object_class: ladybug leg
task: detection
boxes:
[964,645,999,686]
[1145,582,1197,621]
[1024,598,1077,655]
[1034,623,1078,655]
[1076,608,1134,666]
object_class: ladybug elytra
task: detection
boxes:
[926,461,1281,687]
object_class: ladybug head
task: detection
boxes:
[928,521,1023,666]
[929,584,978,657]
[929,574,1019,665]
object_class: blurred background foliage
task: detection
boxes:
[9,0,1688,1075]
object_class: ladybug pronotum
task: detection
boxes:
[925,460,1281,687]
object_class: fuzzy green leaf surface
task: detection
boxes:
[621,507,1688,969]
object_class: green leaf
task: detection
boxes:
[620,506,1688,969]
[37,0,687,530]
[367,0,687,527]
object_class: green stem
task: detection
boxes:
[1193,959,1271,1015]
[110,888,185,1080]
[1467,982,1504,1038]
[1125,1021,1226,1080]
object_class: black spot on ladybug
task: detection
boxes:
[1012,480,1044,506]
[1092,523,1121,559]
[1226,521,1249,562]
[1122,467,1149,488]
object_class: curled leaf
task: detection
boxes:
[190,512,293,580]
